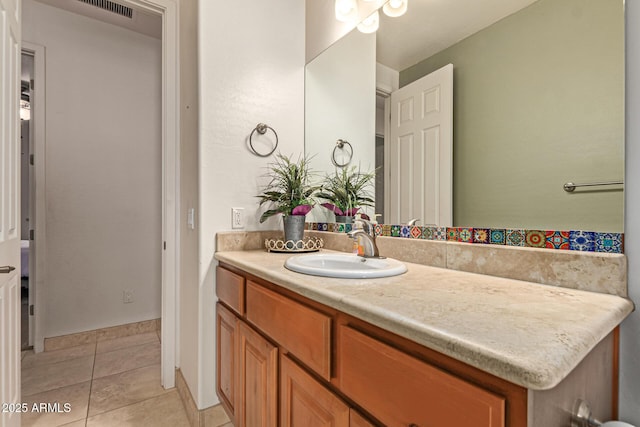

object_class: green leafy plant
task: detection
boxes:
[257,153,320,223]
[317,166,376,217]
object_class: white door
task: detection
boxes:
[0,0,21,425]
[387,63,453,226]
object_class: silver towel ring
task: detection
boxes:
[331,139,353,167]
[249,123,278,157]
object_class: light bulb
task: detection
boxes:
[335,0,358,22]
[357,10,379,33]
[383,0,407,17]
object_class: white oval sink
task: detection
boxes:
[284,253,407,279]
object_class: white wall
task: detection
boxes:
[620,1,640,423]
[190,0,305,409]
[22,0,162,338]
[305,29,376,222]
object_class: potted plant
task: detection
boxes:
[317,166,376,223]
[257,153,320,242]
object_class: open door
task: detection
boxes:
[0,0,22,425]
[386,63,453,226]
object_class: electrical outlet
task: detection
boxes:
[123,289,134,304]
[232,207,245,229]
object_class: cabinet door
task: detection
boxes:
[338,325,505,427]
[350,410,376,427]
[280,354,349,427]
[237,320,278,427]
[216,303,238,423]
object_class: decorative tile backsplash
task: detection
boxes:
[305,223,624,254]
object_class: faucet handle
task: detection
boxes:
[355,218,375,237]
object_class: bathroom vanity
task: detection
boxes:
[214,237,632,427]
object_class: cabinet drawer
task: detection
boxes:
[216,266,245,315]
[246,280,332,380]
[337,325,505,427]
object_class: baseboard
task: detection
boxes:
[43,318,161,352]
[175,368,230,427]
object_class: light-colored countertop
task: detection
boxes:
[214,249,634,391]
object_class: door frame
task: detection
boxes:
[26,0,179,389]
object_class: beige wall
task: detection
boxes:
[401,0,624,232]
[179,0,199,393]
[23,0,162,337]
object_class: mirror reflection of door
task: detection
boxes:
[20,51,35,352]
[386,63,453,226]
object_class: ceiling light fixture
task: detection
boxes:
[357,10,379,34]
[335,0,359,22]
[382,0,407,18]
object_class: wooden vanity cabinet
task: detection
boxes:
[216,264,525,427]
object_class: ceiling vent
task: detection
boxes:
[78,0,133,19]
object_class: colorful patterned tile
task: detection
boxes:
[422,227,434,240]
[545,231,569,250]
[446,227,459,241]
[525,230,546,248]
[301,222,623,254]
[595,232,623,253]
[433,227,447,241]
[569,231,596,252]
[473,228,490,244]
[489,229,506,245]
[505,229,526,247]
[458,227,473,243]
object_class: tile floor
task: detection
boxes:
[21,330,232,427]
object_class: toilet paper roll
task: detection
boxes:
[602,422,635,427]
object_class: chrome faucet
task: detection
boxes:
[407,218,420,226]
[347,218,382,258]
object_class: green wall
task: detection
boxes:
[400,0,624,232]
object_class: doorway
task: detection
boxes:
[21,0,178,389]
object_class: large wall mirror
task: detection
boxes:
[305,0,624,232]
